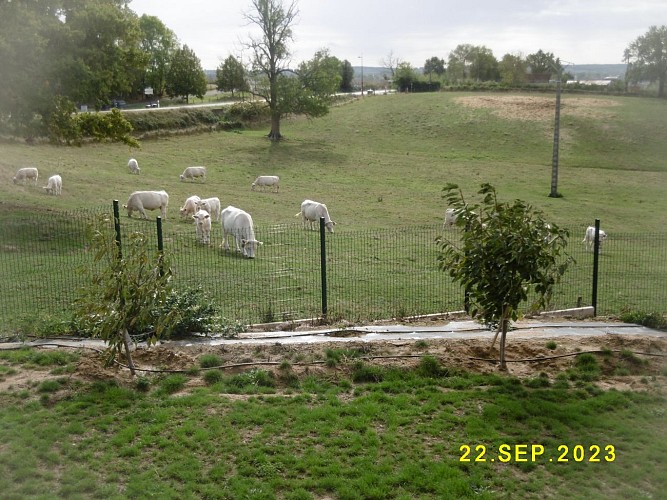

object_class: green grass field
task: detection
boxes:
[1,92,666,331]
[0,346,665,499]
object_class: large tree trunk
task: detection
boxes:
[268,112,282,141]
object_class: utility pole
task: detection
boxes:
[549,59,572,198]
[358,54,364,96]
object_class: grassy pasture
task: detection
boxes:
[0,346,665,498]
[1,92,666,329]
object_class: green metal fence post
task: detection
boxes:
[156,216,164,276]
[591,218,601,316]
[320,217,328,320]
[112,200,122,260]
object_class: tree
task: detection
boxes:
[380,50,401,78]
[447,44,476,82]
[75,215,180,375]
[139,14,178,97]
[166,44,207,102]
[0,0,146,135]
[469,47,499,82]
[394,62,418,91]
[216,55,249,98]
[49,0,146,108]
[499,53,527,85]
[526,50,561,79]
[340,59,354,92]
[423,56,445,83]
[624,25,667,97]
[244,0,299,140]
[436,183,573,370]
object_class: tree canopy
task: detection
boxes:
[423,56,445,83]
[216,55,249,97]
[166,45,207,102]
[625,25,667,97]
[139,14,178,97]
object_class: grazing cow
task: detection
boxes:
[296,199,336,233]
[179,195,201,219]
[179,166,207,182]
[195,197,221,221]
[582,226,607,252]
[43,174,62,195]
[251,175,280,192]
[220,205,263,258]
[192,209,212,244]
[13,167,39,185]
[124,190,169,219]
[128,158,140,174]
[443,208,458,228]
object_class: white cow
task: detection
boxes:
[13,167,39,185]
[43,174,62,195]
[251,175,280,192]
[179,166,206,182]
[443,208,458,228]
[583,226,607,252]
[192,209,212,244]
[128,158,140,174]
[195,197,221,221]
[220,205,263,258]
[297,199,336,233]
[179,195,201,219]
[124,190,169,219]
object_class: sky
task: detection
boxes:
[128,0,666,70]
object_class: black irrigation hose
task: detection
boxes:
[3,343,665,375]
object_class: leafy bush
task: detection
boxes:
[47,97,139,147]
[224,101,270,122]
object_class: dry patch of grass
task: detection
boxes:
[455,95,620,121]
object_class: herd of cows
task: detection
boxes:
[12,161,606,256]
[122,159,337,259]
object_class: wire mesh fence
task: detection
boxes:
[1,206,665,333]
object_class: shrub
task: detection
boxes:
[351,361,384,383]
[203,370,224,385]
[416,355,444,378]
[158,374,188,394]
[619,310,667,330]
[199,354,223,369]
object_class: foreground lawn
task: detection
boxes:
[1,347,665,499]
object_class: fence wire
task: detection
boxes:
[1,208,665,333]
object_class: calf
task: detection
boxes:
[124,190,169,219]
[251,175,280,192]
[296,199,336,233]
[195,197,221,221]
[192,209,212,244]
[13,167,39,185]
[180,166,206,182]
[43,174,62,195]
[443,208,458,228]
[582,226,607,252]
[179,195,201,219]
